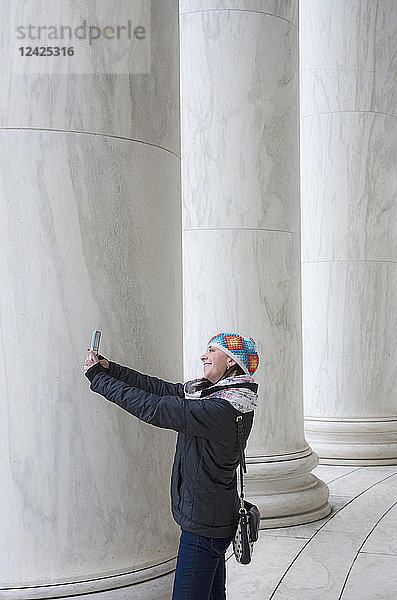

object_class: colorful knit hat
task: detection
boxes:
[207,332,259,375]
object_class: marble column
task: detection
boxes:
[0,1,181,598]
[300,0,397,465]
[180,0,331,527]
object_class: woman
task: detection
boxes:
[84,331,259,600]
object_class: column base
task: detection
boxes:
[244,447,331,528]
[0,559,176,600]
[305,418,397,466]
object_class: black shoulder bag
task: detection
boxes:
[232,415,261,564]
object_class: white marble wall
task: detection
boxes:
[0,1,181,598]
[180,0,330,526]
[300,0,397,463]
[0,1,179,154]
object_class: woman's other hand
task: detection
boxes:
[84,349,110,372]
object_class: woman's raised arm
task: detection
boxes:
[87,350,184,398]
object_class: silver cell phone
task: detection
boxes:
[89,330,101,357]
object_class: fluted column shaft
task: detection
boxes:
[180,0,330,527]
[301,0,397,464]
[0,2,181,598]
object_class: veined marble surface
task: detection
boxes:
[180,4,299,231]
[0,1,180,154]
[226,465,397,600]
[300,0,397,462]
[180,0,297,24]
[183,228,305,458]
[301,113,397,263]
[302,261,396,417]
[180,0,330,529]
[1,2,183,592]
[300,0,397,116]
[0,128,182,586]
[180,0,305,455]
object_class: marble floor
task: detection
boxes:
[226,464,397,600]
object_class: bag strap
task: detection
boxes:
[236,415,247,510]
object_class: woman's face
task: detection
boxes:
[200,346,236,383]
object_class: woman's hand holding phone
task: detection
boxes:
[84,349,110,372]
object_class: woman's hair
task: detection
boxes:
[222,363,245,379]
[198,363,246,393]
[230,364,245,376]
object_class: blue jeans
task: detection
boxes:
[171,529,235,600]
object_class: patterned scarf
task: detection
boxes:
[183,374,258,413]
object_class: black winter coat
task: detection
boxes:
[85,360,254,538]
